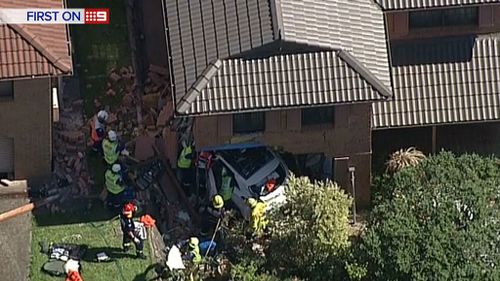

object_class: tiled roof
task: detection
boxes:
[373,35,500,128]
[165,0,274,102]
[375,0,500,10]
[177,51,391,115]
[275,0,391,88]
[0,0,72,80]
[164,0,391,115]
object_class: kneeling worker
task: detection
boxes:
[176,237,201,264]
[105,164,126,209]
[120,203,146,259]
[102,130,129,166]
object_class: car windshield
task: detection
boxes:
[219,147,274,179]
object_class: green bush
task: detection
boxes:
[361,152,500,281]
[267,175,353,280]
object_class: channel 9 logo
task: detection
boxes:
[0,8,110,25]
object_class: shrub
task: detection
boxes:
[267,175,353,280]
[361,152,500,281]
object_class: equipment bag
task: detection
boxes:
[42,259,66,276]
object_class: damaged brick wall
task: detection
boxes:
[193,103,373,207]
[0,78,52,178]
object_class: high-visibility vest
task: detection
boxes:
[220,175,234,201]
[90,117,105,142]
[189,246,202,264]
[250,202,268,235]
[105,170,124,194]
[103,139,119,165]
[177,146,193,169]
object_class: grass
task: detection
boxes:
[30,202,158,281]
[68,0,132,116]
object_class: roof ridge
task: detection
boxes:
[177,60,223,114]
[7,24,71,74]
[337,50,392,98]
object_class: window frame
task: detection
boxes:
[232,112,266,134]
[0,81,14,100]
[301,106,335,127]
[409,7,479,30]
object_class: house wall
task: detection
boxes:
[0,78,52,178]
[193,103,373,207]
[386,4,500,41]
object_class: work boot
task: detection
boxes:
[136,251,146,259]
[123,244,131,252]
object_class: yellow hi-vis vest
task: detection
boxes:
[103,139,119,165]
[105,170,124,194]
[250,202,268,235]
[177,146,193,169]
[220,175,234,201]
[190,246,202,264]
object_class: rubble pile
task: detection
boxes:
[92,64,173,141]
[50,99,93,213]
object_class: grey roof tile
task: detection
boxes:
[373,35,500,128]
[177,51,389,115]
[375,0,500,10]
[275,0,391,88]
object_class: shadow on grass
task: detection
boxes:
[132,263,164,281]
[33,199,116,226]
[82,246,138,262]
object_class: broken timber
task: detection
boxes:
[0,194,60,223]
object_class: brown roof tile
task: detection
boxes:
[0,0,72,80]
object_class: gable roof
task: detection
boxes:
[274,0,391,88]
[0,0,72,80]
[375,0,500,10]
[164,0,391,116]
[177,50,391,115]
[373,35,500,128]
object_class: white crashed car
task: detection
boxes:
[198,144,289,219]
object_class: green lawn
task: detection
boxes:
[30,202,158,281]
[68,0,132,116]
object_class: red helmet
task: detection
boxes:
[122,203,136,217]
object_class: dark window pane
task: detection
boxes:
[443,7,478,26]
[0,81,13,98]
[409,7,478,29]
[301,107,334,126]
[409,10,443,29]
[233,112,265,134]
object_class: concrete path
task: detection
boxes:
[0,196,31,281]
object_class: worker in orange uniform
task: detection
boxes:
[90,110,108,153]
[246,198,268,236]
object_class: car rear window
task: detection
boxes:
[219,147,274,179]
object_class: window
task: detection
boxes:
[409,7,478,29]
[0,81,13,99]
[301,107,334,126]
[233,112,265,134]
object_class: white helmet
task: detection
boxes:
[97,110,109,123]
[108,130,117,141]
[111,164,121,173]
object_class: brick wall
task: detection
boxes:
[193,103,373,207]
[386,4,500,41]
[0,78,52,178]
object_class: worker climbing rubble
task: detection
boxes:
[246,197,269,237]
[105,163,128,210]
[200,194,226,237]
[176,140,194,194]
[89,110,109,153]
[176,237,202,265]
[120,202,147,259]
[102,130,129,166]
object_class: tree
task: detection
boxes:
[361,152,500,281]
[266,175,353,280]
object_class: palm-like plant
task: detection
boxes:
[385,147,426,174]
